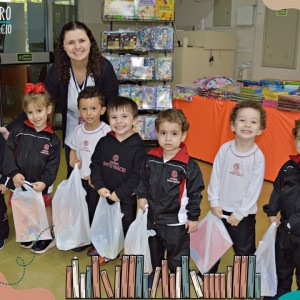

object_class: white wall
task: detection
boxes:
[78,0,300,81]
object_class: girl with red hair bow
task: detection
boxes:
[3,83,60,254]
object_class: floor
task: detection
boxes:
[0,137,296,299]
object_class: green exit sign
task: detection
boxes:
[17,53,32,62]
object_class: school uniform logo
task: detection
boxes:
[40,143,50,155]
[83,140,89,147]
[103,154,126,173]
[82,140,90,152]
[230,163,243,177]
[167,170,180,184]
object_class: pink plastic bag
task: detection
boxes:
[190,211,233,274]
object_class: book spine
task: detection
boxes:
[150,266,161,299]
[162,259,169,298]
[114,266,121,299]
[135,255,144,298]
[121,255,130,298]
[65,265,72,299]
[169,273,176,299]
[240,256,248,299]
[128,255,137,298]
[85,266,92,299]
[226,266,233,299]
[254,273,261,299]
[80,273,86,299]
[247,256,256,299]
[92,256,101,298]
[143,273,149,299]
[72,257,80,298]
[233,256,241,299]
[100,270,114,298]
[190,270,203,298]
[176,266,181,299]
[181,255,190,298]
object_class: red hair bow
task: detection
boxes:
[24,82,45,95]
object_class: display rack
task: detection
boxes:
[101,0,175,145]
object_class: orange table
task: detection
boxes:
[173,96,300,182]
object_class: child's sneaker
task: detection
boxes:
[20,241,34,249]
[0,239,6,251]
[98,255,111,266]
[31,239,56,254]
[87,246,99,256]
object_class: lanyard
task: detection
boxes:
[70,67,88,93]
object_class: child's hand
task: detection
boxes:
[211,206,223,218]
[87,176,95,189]
[108,191,120,202]
[185,220,198,233]
[76,160,82,169]
[0,184,7,194]
[98,188,111,198]
[137,198,148,211]
[269,216,280,227]
[0,126,9,140]
[13,173,25,188]
[227,213,240,227]
[31,181,46,193]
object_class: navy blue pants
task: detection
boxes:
[0,194,9,240]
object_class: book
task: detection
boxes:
[100,270,114,298]
[137,0,156,19]
[181,255,190,298]
[233,256,241,298]
[162,260,169,298]
[150,266,161,298]
[92,256,100,298]
[203,274,210,299]
[121,255,130,298]
[65,266,72,299]
[72,258,80,298]
[80,273,86,299]
[143,273,149,298]
[169,273,176,299]
[226,266,233,299]
[85,266,92,299]
[155,0,175,21]
[209,273,215,299]
[220,273,226,299]
[247,256,256,299]
[135,255,144,298]
[114,266,121,299]
[190,270,203,298]
[215,273,221,299]
[254,273,261,299]
[175,266,181,299]
[128,255,137,298]
[240,256,249,298]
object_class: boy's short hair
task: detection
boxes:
[230,100,266,130]
[77,86,105,108]
[107,96,138,118]
[292,119,300,137]
[155,108,190,133]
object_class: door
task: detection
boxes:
[0,0,77,127]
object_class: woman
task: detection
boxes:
[0,21,119,176]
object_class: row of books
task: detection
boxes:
[119,84,173,110]
[102,26,174,52]
[103,0,175,21]
[278,94,300,111]
[66,255,191,299]
[65,255,261,299]
[104,54,173,81]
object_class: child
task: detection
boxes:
[3,82,60,254]
[207,100,266,273]
[135,108,205,277]
[0,134,9,250]
[69,86,110,253]
[263,119,300,299]
[90,96,147,265]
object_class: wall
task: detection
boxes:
[78,0,300,81]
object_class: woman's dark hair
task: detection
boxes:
[54,21,104,83]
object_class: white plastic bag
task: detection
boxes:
[52,164,90,250]
[190,210,233,274]
[124,207,155,274]
[90,197,124,259]
[11,183,52,242]
[254,222,277,296]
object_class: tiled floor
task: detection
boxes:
[0,139,295,299]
